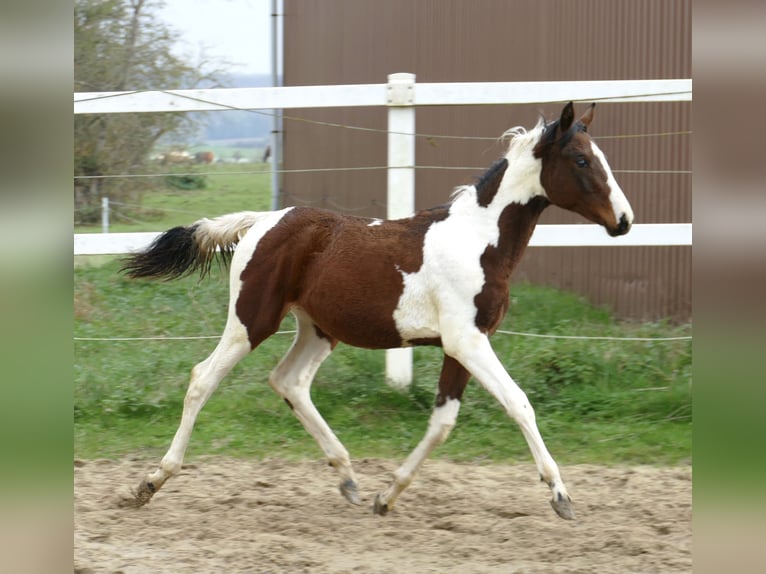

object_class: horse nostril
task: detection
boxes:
[617,214,631,234]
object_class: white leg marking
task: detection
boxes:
[448,331,571,505]
[375,398,461,513]
[269,309,360,501]
[145,320,251,490]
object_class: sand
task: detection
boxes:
[74,456,691,573]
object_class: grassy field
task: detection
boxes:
[74,169,691,466]
[75,161,272,233]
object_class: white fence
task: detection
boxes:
[73,78,690,113]
[74,74,692,385]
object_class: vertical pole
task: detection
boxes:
[385,73,416,389]
[101,197,109,234]
[269,0,282,210]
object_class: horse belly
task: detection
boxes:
[302,296,406,349]
[300,264,408,350]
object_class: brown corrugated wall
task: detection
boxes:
[281,0,691,322]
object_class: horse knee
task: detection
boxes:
[184,373,210,406]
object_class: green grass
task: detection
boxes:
[75,161,272,233]
[74,260,691,466]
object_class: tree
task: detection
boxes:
[74,0,222,224]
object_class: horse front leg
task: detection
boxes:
[450,332,575,520]
[373,355,470,515]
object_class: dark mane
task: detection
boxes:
[475,158,509,207]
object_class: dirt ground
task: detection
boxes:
[74,456,691,573]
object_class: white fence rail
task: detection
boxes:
[74,74,692,386]
[74,79,691,114]
[73,224,692,256]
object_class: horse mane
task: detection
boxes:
[451,119,547,203]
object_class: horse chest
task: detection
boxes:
[393,222,497,342]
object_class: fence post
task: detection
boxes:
[101,197,109,233]
[385,73,416,389]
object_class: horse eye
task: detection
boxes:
[576,157,589,168]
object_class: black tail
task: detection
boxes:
[120,224,232,280]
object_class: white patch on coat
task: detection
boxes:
[392,125,547,345]
[589,140,634,225]
[367,218,384,227]
[391,398,461,485]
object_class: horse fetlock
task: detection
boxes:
[392,469,414,490]
[158,457,184,477]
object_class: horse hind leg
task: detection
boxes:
[119,322,251,508]
[269,309,362,505]
[373,355,470,515]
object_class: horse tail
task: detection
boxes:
[120,211,266,280]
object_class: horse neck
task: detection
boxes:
[480,195,549,284]
[446,178,549,287]
[461,150,550,280]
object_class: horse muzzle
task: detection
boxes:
[607,213,632,237]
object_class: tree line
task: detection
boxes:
[74,0,224,224]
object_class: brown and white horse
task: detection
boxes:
[121,102,633,520]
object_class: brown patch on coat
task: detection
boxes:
[434,355,471,407]
[473,196,550,334]
[235,206,449,349]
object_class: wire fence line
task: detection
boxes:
[73,164,691,181]
[74,163,689,222]
[74,330,691,343]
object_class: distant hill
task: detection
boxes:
[198,73,279,144]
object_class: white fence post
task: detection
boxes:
[385,73,416,389]
[101,197,109,233]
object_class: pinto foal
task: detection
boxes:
[121,102,633,520]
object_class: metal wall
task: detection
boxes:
[281,0,691,321]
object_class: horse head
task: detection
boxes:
[534,102,633,237]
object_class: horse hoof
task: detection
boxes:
[550,493,576,520]
[340,479,362,506]
[372,494,389,516]
[117,480,156,508]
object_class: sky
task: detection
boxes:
[158,0,275,76]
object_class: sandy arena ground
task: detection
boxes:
[74,456,691,573]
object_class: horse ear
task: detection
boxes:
[559,101,575,132]
[579,103,596,128]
